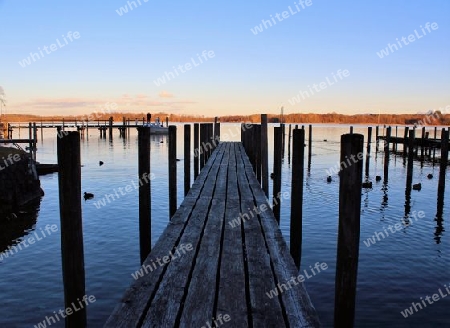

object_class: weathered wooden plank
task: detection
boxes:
[238,143,321,327]
[236,151,286,326]
[216,143,249,326]
[178,149,228,327]
[141,149,224,326]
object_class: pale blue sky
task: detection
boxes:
[0,0,449,116]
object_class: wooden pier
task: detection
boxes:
[104,142,321,327]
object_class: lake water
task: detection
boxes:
[0,123,448,328]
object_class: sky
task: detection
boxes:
[0,0,449,117]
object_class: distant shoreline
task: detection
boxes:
[2,112,449,125]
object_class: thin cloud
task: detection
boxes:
[159,91,174,98]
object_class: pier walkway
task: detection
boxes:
[104,142,320,327]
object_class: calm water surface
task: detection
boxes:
[0,123,448,327]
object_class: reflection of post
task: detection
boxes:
[290,128,304,269]
[138,127,151,264]
[57,131,87,327]
[335,133,363,328]
[437,129,449,216]
[272,127,282,224]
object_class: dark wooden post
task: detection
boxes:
[169,126,177,218]
[288,124,292,164]
[406,130,415,189]
[365,127,372,178]
[334,133,364,328]
[108,116,113,139]
[375,126,379,152]
[165,117,169,127]
[138,127,151,264]
[290,128,305,269]
[194,123,199,179]
[384,127,391,183]
[184,124,191,196]
[261,114,269,197]
[273,127,282,223]
[33,122,37,161]
[308,124,312,168]
[28,123,33,159]
[403,127,409,155]
[437,130,449,214]
[40,121,44,142]
[57,131,87,328]
[421,127,426,159]
[200,124,206,170]
[350,126,353,134]
[433,126,437,162]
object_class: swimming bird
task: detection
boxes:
[99,161,104,166]
[412,183,422,191]
[362,181,373,188]
[327,176,332,183]
[323,139,327,142]
[375,176,382,182]
[427,174,433,179]
[84,192,94,200]
[160,140,164,143]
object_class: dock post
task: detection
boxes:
[138,127,151,264]
[375,126,379,152]
[40,121,43,142]
[194,123,199,179]
[287,124,292,164]
[421,127,426,159]
[403,127,409,155]
[308,124,312,169]
[28,123,32,159]
[365,127,372,178]
[334,133,363,328]
[166,117,169,127]
[273,127,282,224]
[108,116,113,139]
[394,126,398,152]
[62,118,65,130]
[261,114,269,197]
[290,128,305,269]
[433,127,437,162]
[437,129,449,215]
[33,122,37,161]
[200,124,206,170]
[214,117,219,148]
[384,127,391,183]
[350,126,353,134]
[406,130,415,189]
[184,124,191,196]
[57,131,87,328]
[169,126,177,219]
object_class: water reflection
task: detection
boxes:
[0,198,42,254]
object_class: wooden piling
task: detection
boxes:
[421,127,426,159]
[109,116,113,139]
[288,124,292,164]
[406,130,415,188]
[166,117,169,127]
[350,126,353,134]
[200,124,206,170]
[184,124,191,196]
[403,127,409,154]
[384,127,391,183]
[194,123,199,179]
[365,127,372,178]
[437,129,449,213]
[273,127,282,223]
[255,124,262,183]
[308,124,312,164]
[169,126,177,219]
[261,114,269,197]
[290,128,305,269]
[57,131,87,328]
[375,126,379,152]
[334,133,364,328]
[137,127,151,264]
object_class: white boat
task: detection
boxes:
[143,118,168,134]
